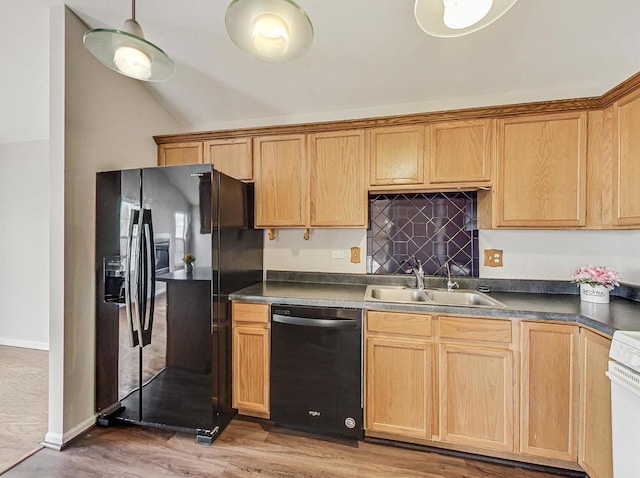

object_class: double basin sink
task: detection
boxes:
[364,285,506,309]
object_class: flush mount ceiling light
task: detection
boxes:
[83,0,175,81]
[414,0,519,38]
[225,0,314,62]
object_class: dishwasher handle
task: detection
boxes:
[272,314,359,329]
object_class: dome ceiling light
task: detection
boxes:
[83,0,175,82]
[225,0,314,63]
[414,0,519,38]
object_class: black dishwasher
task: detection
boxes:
[270,304,363,440]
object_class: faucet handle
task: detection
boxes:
[447,280,459,292]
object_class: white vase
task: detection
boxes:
[580,283,610,304]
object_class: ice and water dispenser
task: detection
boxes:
[103,256,126,303]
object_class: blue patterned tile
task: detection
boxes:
[367,192,478,277]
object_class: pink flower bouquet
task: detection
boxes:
[571,265,622,291]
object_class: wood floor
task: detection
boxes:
[0,346,48,474]
[3,418,576,478]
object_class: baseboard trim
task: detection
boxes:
[42,415,96,451]
[0,337,49,351]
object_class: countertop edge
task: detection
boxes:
[228,282,640,337]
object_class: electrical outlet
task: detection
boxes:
[350,247,361,264]
[484,249,503,267]
[331,250,345,259]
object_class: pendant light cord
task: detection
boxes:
[131,0,136,21]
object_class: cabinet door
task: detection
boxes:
[158,142,204,166]
[205,138,253,181]
[439,344,514,451]
[428,119,492,185]
[366,336,433,438]
[309,130,367,227]
[254,134,308,227]
[613,89,640,225]
[521,322,579,461]
[232,324,270,416]
[369,125,425,188]
[496,112,587,227]
[579,329,613,478]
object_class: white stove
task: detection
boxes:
[607,330,640,478]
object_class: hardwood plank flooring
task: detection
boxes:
[3,418,577,477]
[0,346,48,474]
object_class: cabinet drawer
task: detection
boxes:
[439,316,512,344]
[367,311,432,337]
[232,302,270,324]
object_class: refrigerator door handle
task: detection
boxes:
[124,209,142,347]
[140,209,156,347]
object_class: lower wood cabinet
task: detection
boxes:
[366,336,434,438]
[579,328,613,478]
[231,301,270,418]
[520,321,579,461]
[438,316,515,452]
[365,311,434,439]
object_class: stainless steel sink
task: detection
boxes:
[364,285,505,308]
[367,286,432,303]
[429,289,502,307]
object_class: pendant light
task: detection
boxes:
[414,0,519,38]
[225,0,314,63]
[83,0,175,81]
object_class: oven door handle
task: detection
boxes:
[272,315,359,328]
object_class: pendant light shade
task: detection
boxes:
[225,0,313,62]
[415,0,519,38]
[83,0,175,81]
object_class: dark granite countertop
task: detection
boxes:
[229,279,640,336]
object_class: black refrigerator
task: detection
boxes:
[95,164,263,443]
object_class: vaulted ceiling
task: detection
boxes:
[5,0,640,144]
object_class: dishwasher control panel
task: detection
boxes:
[610,331,640,373]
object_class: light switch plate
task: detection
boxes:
[350,247,361,263]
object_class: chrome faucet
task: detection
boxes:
[445,261,459,292]
[409,259,425,290]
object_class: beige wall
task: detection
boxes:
[45,6,182,449]
[479,229,640,285]
[265,227,640,286]
[263,229,367,274]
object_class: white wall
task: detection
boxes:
[264,229,367,274]
[46,5,182,449]
[479,229,640,285]
[0,140,49,349]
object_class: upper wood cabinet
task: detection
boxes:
[253,134,308,228]
[369,120,492,191]
[494,111,587,228]
[520,321,579,461]
[428,119,492,185]
[158,139,253,181]
[309,130,367,227]
[158,142,203,166]
[369,125,425,188]
[254,130,367,229]
[204,138,253,181]
[613,88,640,226]
[578,328,613,478]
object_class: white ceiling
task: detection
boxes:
[5,0,640,145]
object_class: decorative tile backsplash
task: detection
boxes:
[367,192,478,276]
